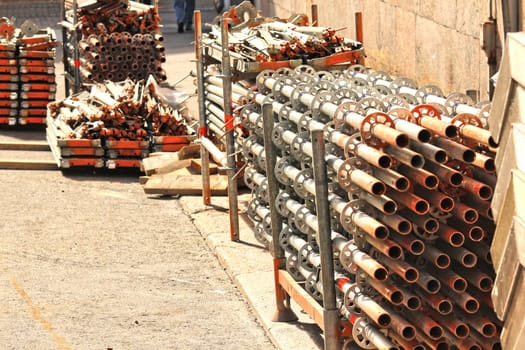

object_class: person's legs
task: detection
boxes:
[184,0,195,30]
[174,0,186,32]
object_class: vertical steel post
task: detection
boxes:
[73,0,80,93]
[195,10,211,205]
[355,12,365,66]
[221,18,240,242]
[311,129,341,350]
[262,103,298,322]
[311,4,319,26]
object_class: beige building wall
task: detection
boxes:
[261,0,493,100]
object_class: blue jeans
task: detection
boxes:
[174,0,195,27]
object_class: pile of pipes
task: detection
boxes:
[202,1,363,76]
[0,18,56,125]
[67,0,166,85]
[205,63,501,349]
[47,76,193,169]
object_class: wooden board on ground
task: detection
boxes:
[0,159,58,170]
[140,143,201,176]
[0,140,50,151]
[143,173,228,196]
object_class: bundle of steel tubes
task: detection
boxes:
[68,0,166,84]
[0,18,56,126]
[203,63,500,349]
[202,1,364,77]
[46,76,193,169]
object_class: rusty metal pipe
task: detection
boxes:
[381,304,417,341]
[436,224,465,247]
[448,218,485,242]
[434,137,476,163]
[386,189,429,215]
[375,211,412,235]
[372,166,410,192]
[436,241,477,267]
[431,311,470,339]
[409,140,448,164]
[461,175,493,200]
[384,144,424,168]
[451,202,479,224]
[404,311,444,340]
[400,210,439,234]
[359,192,397,215]
[335,275,391,327]
[430,265,468,292]
[414,185,455,213]
[416,291,453,316]
[366,277,404,305]
[416,270,441,294]
[390,234,425,256]
[422,244,451,269]
[424,161,464,187]
[397,164,438,190]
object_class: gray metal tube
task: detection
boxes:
[221,18,240,242]
[311,129,340,350]
[195,10,211,205]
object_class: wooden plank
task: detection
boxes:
[278,270,325,330]
[0,140,50,151]
[177,143,201,160]
[0,159,58,170]
[143,174,228,196]
[141,157,192,176]
[190,158,218,175]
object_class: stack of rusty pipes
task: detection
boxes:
[202,1,363,73]
[48,77,189,141]
[204,64,499,349]
[72,0,166,84]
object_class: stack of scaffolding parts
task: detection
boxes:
[198,54,502,347]
[202,1,364,79]
[0,18,56,125]
[46,76,194,169]
[63,0,166,93]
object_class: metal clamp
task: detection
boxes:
[445,92,474,116]
[359,96,387,112]
[279,225,295,253]
[295,205,315,236]
[272,121,293,151]
[298,243,315,271]
[290,83,316,113]
[311,90,337,121]
[293,168,314,200]
[411,104,442,125]
[305,271,323,302]
[383,94,410,110]
[275,157,294,186]
[290,133,311,164]
[255,69,275,94]
[277,101,293,122]
[272,75,296,103]
[389,76,417,94]
[275,191,291,216]
[334,87,360,104]
[415,84,444,104]
[285,254,306,281]
[360,111,395,148]
[340,199,367,233]
[333,101,364,131]
[337,157,371,193]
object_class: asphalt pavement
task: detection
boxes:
[0,1,324,349]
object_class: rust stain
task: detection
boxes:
[9,277,73,350]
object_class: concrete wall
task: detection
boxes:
[261,0,492,100]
